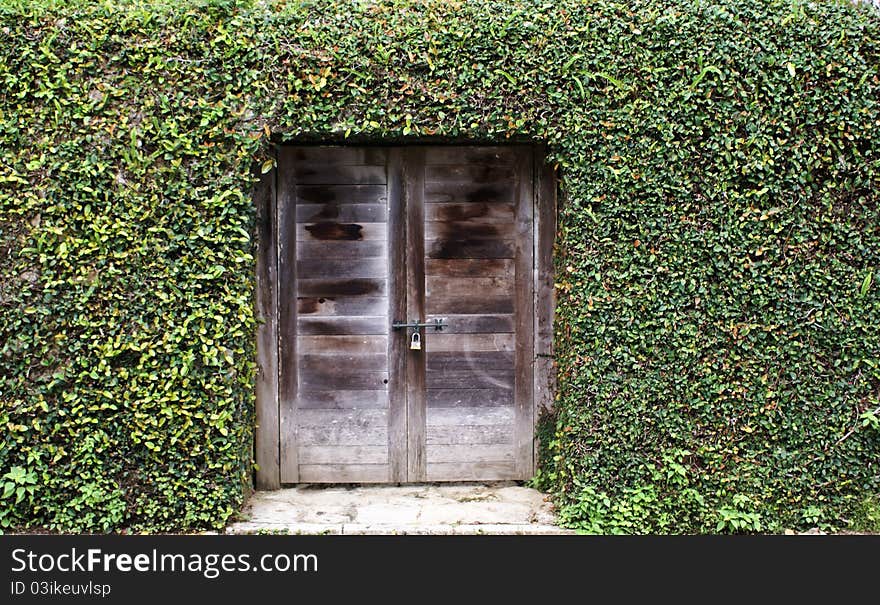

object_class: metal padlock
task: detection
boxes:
[410,331,422,350]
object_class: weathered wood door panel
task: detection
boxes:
[278,146,395,483]
[276,146,536,483]
[420,147,533,481]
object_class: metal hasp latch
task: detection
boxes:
[391,318,448,331]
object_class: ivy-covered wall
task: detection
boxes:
[1,0,878,533]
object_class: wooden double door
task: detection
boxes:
[274,146,538,483]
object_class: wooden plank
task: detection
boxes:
[299,354,387,372]
[426,462,518,481]
[291,164,386,185]
[405,147,427,481]
[426,294,513,315]
[424,220,516,240]
[425,165,515,183]
[387,148,407,482]
[426,314,514,334]
[295,408,388,426]
[535,147,557,429]
[297,316,388,335]
[424,147,516,165]
[296,409,388,446]
[298,335,388,355]
[297,426,388,446]
[254,162,280,490]
[426,351,514,370]
[298,464,390,483]
[290,147,387,165]
[428,333,516,352]
[296,204,387,223]
[426,276,513,298]
[513,147,535,478]
[277,147,299,483]
[426,444,514,463]
[299,445,389,465]
[297,241,387,259]
[425,202,515,224]
[299,368,389,391]
[426,425,513,445]
[426,258,514,279]
[297,296,387,317]
[296,184,387,205]
[296,278,387,297]
[425,182,516,204]
[426,406,515,426]
[427,388,513,408]
[426,369,514,390]
[425,238,515,259]
[297,257,387,280]
[297,222,386,241]
[297,390,388,409]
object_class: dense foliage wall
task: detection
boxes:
[1,0,878,533]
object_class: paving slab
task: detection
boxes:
[226,482,573,535]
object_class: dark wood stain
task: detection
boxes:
[297,297,325,314]
[306,202,339,221]
[438,223,499,239]
[298,186,336,204]
[428,238,514,259]
[305,222,363,240]
[466,186,504,204]
[437,203,490,222]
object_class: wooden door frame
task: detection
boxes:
[253,144,556,490]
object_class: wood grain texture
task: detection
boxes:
[299,464,390,483]
[535,147,557,411]
[426,444,513,463]
[428,333,515,352]
[424,182,515,204]
[426,388,513,408]
[426,165,515,183]
[425,238,515,259]
[296,390,388,409]
[262,145,544,485]
[426,406,515,426]
[297,316,388,335]
[291,164,386,185]
[296,296,387,317]
[296,222,386,241]
[425,258,514,279]
[297,257,387,280]
[295,184,387,205]
[299,445,389,465]
[387,148,408,482]
[425,314,514,334]
[296,203,387,223]
[405,147,427,481]
[297,241,387,259]
[278,147,300,483]
[426,425,513,445]
[254,162,280,490]
[290,147,387,165]
[298,335,388,355]
[425,369,514,390]
[424,147,517,165]
[296,278,387,298]
[425,220,516,240]
[513,146,535,478]
[425,462,517,481]
[425,202,515,224]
